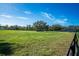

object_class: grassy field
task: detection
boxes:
[0,30,74,56]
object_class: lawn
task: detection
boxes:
[0,30,74,56]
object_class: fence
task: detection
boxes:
[67,33,79,56]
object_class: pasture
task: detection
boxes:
[0,30,74,56]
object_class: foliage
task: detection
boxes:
[0,21,79,32]
[33,21,48,31]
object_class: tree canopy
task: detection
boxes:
[0,20,79,32]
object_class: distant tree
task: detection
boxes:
[0,24,1,30]
[67,26,76,32]
[9,25,19,30]
[67,25,79,32]
[26,25,32,30]
[0,25,6,30]
[1,22,79,32]
[52,24,63,31]
[33,21,48,31]
[4,25,9,30]
[75,26,79,32]
[48,26,53,31]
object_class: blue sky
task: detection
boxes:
[0,3,79,26]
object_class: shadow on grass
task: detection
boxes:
[0,40,13,56]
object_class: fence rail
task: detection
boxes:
[67,33,79,56]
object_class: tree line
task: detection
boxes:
[0,20,79,32]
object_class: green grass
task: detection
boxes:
[0,30,74,56]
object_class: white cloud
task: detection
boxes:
[53,18,68,25]
[41,12,55,20]
[16,16,29,20]
[0,14,13,18]
[0,14,31,26]
[24,11,32,14]
[41,12,68,25]
[63,18,68,21]
[0,14,29,20]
